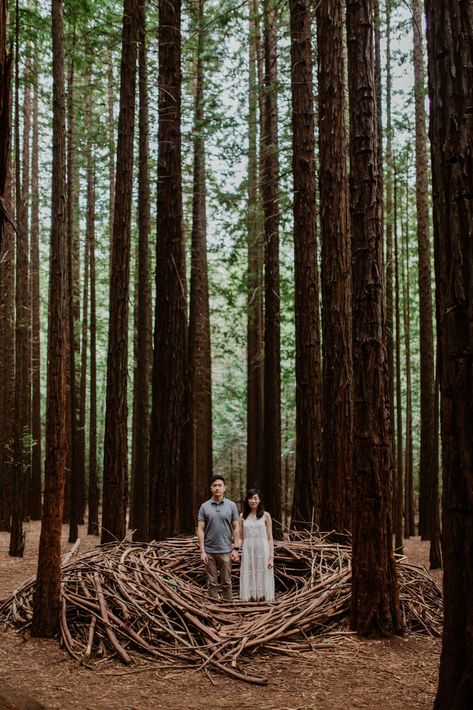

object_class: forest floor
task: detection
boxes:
[0,522,442,710]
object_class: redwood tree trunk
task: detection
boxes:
[131,0,151,542]
[425,2,473,706]
[412,0,440,567]
[261,0,282,531]
[246,0,264,493]
[31,0,67,637]
[149,0,187,540]
[0,1,13,531]
[0,0,11,241]
[385,0,398,551]
[289,0,322,529]
[10,0,31,556]
[29,48,42,521]
[185,0,213,532]
[87,121,99,536]
[346,0,402,636]
[317,0,353,535]
[101,0,138,544]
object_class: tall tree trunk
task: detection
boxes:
[101,0,138,544]
[78,68,89,537]
[87,90,99,535]
[184,0,213,532]
[107,49,115,277]
[10,0,31,556]
[384,0,398,550]
[246,0,264,493]
[402,194,415,538]
[131,0,151,542]
[289,0,322,530]
[67,49,80,543]
[426,4,473,706]
[0,9,13,531]
[0,0,11,240]
[261,0,282,532]
[346,0,402,636]
[29,44,42,521]
[393,169,403,551]
[412,0,440,567]
[317,0,353,535]
[31,0,67,637]
[149,0,187,540]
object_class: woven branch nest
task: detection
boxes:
[0,531,443,685]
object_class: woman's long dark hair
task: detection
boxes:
[243,488,265,519]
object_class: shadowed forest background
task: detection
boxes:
[0,0,472,707]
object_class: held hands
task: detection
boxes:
[231,549,240,563]
[268,558,273,570]
[201,551,209,565]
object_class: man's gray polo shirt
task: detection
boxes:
[198,497,239,553]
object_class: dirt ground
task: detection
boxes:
[0,522,442,709]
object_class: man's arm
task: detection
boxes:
[231,516,242,562]
[197,520,208,564]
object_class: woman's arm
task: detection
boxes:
[265,512,274,569]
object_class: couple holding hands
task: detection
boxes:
[197,474,275,602]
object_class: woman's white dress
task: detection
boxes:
[239,516,275,601]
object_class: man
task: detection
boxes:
[197,474,241,601]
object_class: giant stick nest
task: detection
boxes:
[0,531,442,685]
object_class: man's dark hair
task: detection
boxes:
[211,473,225,484]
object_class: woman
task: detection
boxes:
[239,489,275,602]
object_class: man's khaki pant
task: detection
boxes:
[206,552,232,601]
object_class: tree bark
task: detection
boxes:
[149,0,187,540]
[0,3,13,531]
[317,0,353,535]
[67,48,80,543]
[87,99,99,536]
[346,0,402,636]
[184,0,213,532]
[261,0,282,532]
[131,0,151,542]
[289,0,322,530]
[425,2,473,706]
[412,0,440,568]
[246,0,264,493]
[10,0,31,556]
[29,42,42,521]
[101,0,138,544]
[31,0,67,637]
[393,170,404,551]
